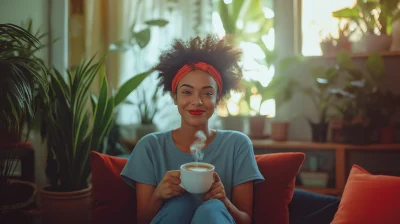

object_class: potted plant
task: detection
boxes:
[240,79,269,138]
[0,22,48,219]
[133,82,160,140]
[365,90,398,144]
[332,51,385,144]
[335,20,355,52]
[333,0,400,52]
[40,56,151,223]
[303,61,343,143]
[0,22,49,143]
[319,33,337,55]
[258,56,306,141]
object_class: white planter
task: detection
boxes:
[357,34,392,52]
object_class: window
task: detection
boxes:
[301,0,356,56]
[212,0,276,117]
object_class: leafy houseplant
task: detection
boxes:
[0,23,48,218]
[320,21,356,55]
[0,23,48,142]
[40,56,151,223]
[332,51,385,144]
[44,56,151,192]
[332,0,400,52]
[109,0,169,52]
[215,0,275,135]
[133,83,161,140]
[304,64,341,142]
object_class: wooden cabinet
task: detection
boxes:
[251,139,400,196]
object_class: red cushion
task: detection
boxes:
[253,153,305,224]
[331,165,400,224]
[90,151,136,224]
[90,151,304,224]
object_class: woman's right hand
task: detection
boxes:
[154,170,185,200]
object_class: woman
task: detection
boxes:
[121,35,264,224]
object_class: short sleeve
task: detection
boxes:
[120,136,157,189]
[233,135,264,187]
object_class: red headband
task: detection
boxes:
[172,62,223,96]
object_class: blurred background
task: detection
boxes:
[1,0,400,223]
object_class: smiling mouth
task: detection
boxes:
[188,110,205,115]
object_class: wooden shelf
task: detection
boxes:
[251,139,400,150]
[305,50,400,59]
[253,140,400,196]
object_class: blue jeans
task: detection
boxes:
[151,193,235,224]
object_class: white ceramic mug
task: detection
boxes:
[180,162,215,194]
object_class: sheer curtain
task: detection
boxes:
[117,0,216,131]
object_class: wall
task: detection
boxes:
[0,0,50,189]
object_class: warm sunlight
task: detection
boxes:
[301,0,357,56]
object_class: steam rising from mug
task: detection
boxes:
[190,131,206,162]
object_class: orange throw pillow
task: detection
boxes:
[332,165,400,224]
[90,151,305,224]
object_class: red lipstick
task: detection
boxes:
[188,110,205,115]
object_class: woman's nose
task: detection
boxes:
[191,94,203,105]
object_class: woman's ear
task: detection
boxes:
[172,92,177,105]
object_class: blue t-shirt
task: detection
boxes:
[120,129,264,200]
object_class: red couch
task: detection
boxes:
[90,151,305,224]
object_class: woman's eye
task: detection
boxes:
[182,90,191,95]
[204,92,214,96]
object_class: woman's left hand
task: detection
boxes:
[203,172,229,205]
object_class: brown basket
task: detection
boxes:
[0,179,38,210]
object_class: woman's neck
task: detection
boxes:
[172,123,216,152]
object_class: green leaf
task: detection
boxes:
[366,52,384,82]
[336,51,353,69]
[114,69,153,106]
[144,19,169,27]
[332,7,360,19]
[346,67,364,80]
[311,66,326,79]
[232,0,245,23]
[218,0,235,34]
[133,28,151,48]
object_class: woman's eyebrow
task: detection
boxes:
[179,84,193,89]
[179,84,215,89]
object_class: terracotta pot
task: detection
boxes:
[249,115,266,137]
[40,185,92,224]
[271,122,289,141]
[337,39,352,52]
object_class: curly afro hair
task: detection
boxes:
[154,35,243,99]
